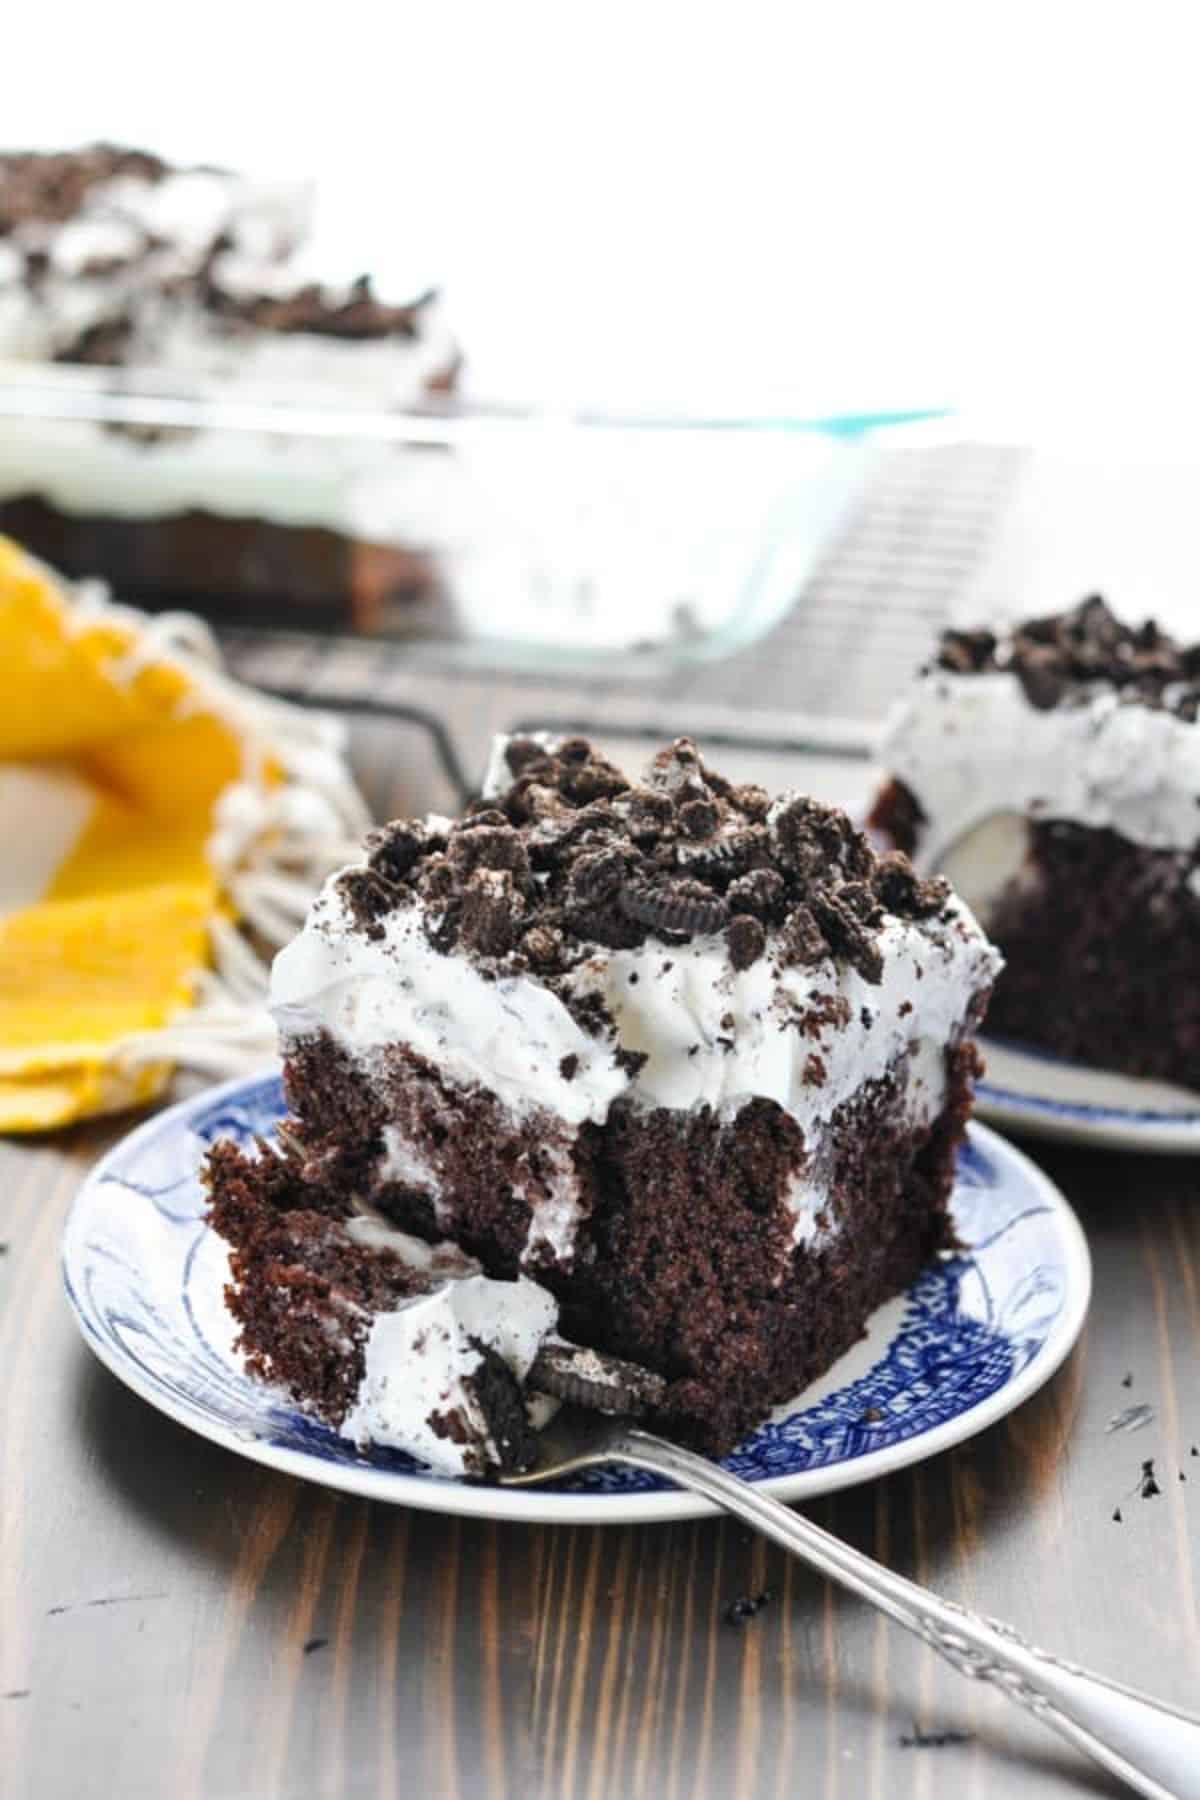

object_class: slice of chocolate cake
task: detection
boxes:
[207,736,999,1457]
[871,595,1200,1087]
[0,144,456,630]
[206,1136,556,1477]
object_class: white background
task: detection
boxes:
[10,2,1200,430]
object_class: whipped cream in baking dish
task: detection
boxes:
[0,151,457,538]
[0,163,311,361]
[881,668,1200,860]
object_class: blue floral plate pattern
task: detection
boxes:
[62,1071,1090,1524]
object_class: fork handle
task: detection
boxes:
[613,1427,1200,1800]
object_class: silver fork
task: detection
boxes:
[504,1405,1200,1799]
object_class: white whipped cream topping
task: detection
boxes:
[46,216,144,276]
[270,842,998,1262]
[272,881,627,1127]
[0,167,312,360]
[574,919,989,1120]
[782,1033,948,1247]
[336,1214,557,1477]
[881,668,1200,861]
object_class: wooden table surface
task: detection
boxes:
[3,714,1199,1800]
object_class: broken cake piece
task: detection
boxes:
[207,1134,556,1477]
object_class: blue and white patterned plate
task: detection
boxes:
[62,1071,1090,1525]
[977,1037,1200,1154]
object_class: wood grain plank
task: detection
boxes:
[427,1515,463,1800]
[534,1526,578,1790]
[690,1517,727,1799]
[373,1505,410,1800]
[1140,1213,1200,1662]
[586,1529,633,1800]
[664,1521,702,1800]
[477,1525,508,1800]
[558,1528,604,1798]
[732,1534,767,1799]
[319,1499,370,1797]
[821,1548,841,1800]
[864,1482,892,1800]
[628,1527,674,1799]
[179,1482,300,1799]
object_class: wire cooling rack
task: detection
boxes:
[221,438,1026,805]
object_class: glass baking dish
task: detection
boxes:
[0,362,919,674]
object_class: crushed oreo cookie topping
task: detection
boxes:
[935,594,1200,718]
[354,737,956,985]
[723,1589,773,1627]
[205,271,432,340]
[0,144,167,234]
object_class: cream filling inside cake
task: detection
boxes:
[335,1216,557,1477]
[270,863,999,1265]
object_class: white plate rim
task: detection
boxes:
[977,1035,1200,1154]
[62,1074,1092,1526]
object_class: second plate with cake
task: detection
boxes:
[872,594,1200,1151]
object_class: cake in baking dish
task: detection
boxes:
[208,735,1000,1457]
[0,143,457,629]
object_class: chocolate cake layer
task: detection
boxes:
[982,822,1200,1087]
[0,497,434,633]
[265,1028,978,1452]
[206,1136,554,1477]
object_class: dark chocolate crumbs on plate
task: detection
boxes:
[1112,1507,1123,1523]
[899,1724,973,1750]
[723,1589,772,1627]
[1140,1459,1162,1499]
[559,1053,580,1082]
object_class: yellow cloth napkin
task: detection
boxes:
[0,536,367,1132]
